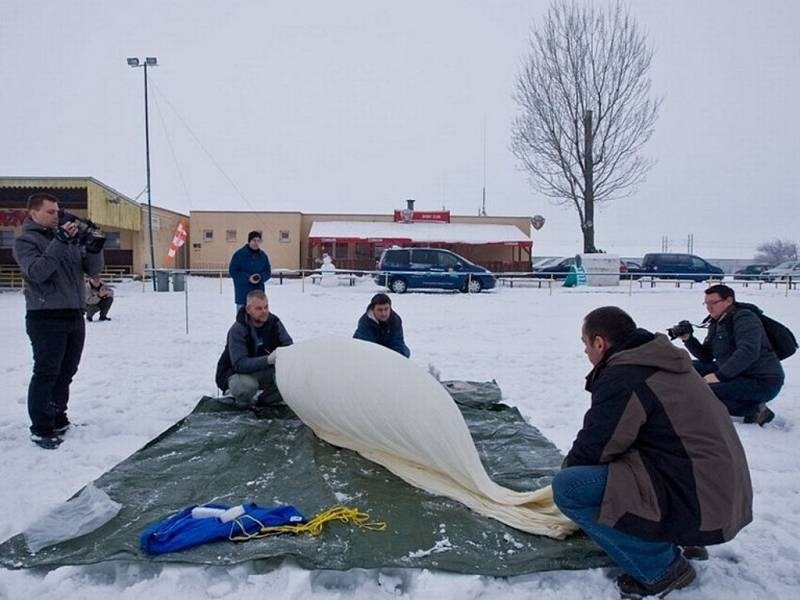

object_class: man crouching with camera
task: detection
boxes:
[12,192,105,449]
[669,284,784,426]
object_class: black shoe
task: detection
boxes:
[86,315,93,322]
[744,404,775,426]
[681,545,709,561]
[54,421,71,435]
[616,556,696,599]
[99,316,111,321]
[31,433,64,450]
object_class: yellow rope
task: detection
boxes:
[229,505,386,542]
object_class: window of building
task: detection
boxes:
[226,230,237,242]
[0,229,14,248]
[104,231,121,249]
[203,229,214,242]
[279,230,290,243]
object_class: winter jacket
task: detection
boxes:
[353,308,410,357]
[215,308,293,390]
[228,245,271,305]
[684,305,784,383]
[13,218,104,312]
[565,329,752,546]
[86,280,114,305]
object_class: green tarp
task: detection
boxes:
[0,381,610,575]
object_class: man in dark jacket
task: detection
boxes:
[552,306,752,599]
[13,192,105,449]
[353,293,410,357]
[228,230,271,311]
[676,284,784,425]
[215,290,292,406]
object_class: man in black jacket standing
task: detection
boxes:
[13,192,104,449]
[215,290,293,406]
[675,284,784,425]
[553,306,752,599]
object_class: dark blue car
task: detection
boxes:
[375,247,496,293]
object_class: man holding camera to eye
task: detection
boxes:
[12,192,105,449]
[229,230,271,313]
[671,284,784,426]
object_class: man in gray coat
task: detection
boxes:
[13,192,104,449]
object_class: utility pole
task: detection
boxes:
[127,56,158,290]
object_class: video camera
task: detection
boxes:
[58,209,106,253]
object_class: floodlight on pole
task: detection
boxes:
[127,55,158,290]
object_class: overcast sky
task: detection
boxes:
[1,0,798,258]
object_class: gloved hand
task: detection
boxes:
[54,224,75,243]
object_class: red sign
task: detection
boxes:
[0,210,27,227]
[393,210,450,223]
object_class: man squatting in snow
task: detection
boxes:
[353,293,411,358]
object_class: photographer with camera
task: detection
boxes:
[671,284,784,426]
[229,230,271,312]
[12,192,105,449]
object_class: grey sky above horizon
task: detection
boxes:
[1,0,798,259]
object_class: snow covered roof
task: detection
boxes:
[308,220,531,247]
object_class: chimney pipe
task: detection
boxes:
[406,198,415,211]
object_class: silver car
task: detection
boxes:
[761,260,800,282]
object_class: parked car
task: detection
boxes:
[532,256,634,280]
[733,263,775,281]
[640,253,724,282]
[761,260,800,282]
[622,260,644,279]
[531,256,576,280]
[375,247,496,293]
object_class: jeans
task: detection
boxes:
[25,311,86,436]
[227,367,282,405]
[552,465,679,584]
[86,297,113,320]
[692,360,783,417]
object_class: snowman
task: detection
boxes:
[319,253,339,287]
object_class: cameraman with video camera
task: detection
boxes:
[12,192,105,449]
[670,284,784,426]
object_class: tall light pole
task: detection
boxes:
[127,56,158,290]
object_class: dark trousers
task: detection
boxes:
[25,312,86,436]
[692,360,783,417]
[86,297,113,319]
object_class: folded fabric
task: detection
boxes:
[140,503,306,555]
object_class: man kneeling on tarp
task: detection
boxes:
[552,306,752,599]
[215,290,293,406]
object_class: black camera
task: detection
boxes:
[667,320,694,340]
[58,209,106,253]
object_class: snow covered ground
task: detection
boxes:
[0,277,797,599]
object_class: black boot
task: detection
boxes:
[616,556,696,599]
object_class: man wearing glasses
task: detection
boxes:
[675,284,784,425]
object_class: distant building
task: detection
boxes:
[191,200,533,273]
[0,177,188,275]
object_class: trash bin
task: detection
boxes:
[172,271,186,292]
[155,269,170,292]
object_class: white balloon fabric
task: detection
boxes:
[274,336,577,539]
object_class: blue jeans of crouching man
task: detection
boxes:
[692,360,783,417]
[552,465,680,584]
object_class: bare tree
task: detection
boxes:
[511,1,660,253]
[754,239,798,265]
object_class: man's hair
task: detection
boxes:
[27,192,60,211]
[369,293,391,309]
[583,306,637,347]
[705,284,735,301]
[246,290,267,304]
